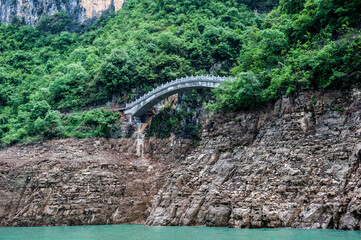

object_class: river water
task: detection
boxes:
[0,225,360,240]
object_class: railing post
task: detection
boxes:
[125,75,232,111]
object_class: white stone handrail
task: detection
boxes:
[125,76,231,109]
[122,75,235,120]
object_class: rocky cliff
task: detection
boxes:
[0,138,192,226]
[146,86,361,230]
[0,0,125,25]
[0,86,360,229]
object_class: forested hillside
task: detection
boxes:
[0,0,360,146]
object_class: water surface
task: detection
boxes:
[0,224,360,240]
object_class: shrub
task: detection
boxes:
[62,108,120,138]
[206,71,263,111]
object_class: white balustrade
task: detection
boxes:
[125,76,232,110]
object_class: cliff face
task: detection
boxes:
[0,86,360,229]
[146,86,361,230]
[0,0,125,25]
[0,138,192,226]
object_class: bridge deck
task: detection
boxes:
[121,76,233,120]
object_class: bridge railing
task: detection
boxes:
[125,76,233,109]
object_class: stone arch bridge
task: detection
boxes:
[120,76,233,122]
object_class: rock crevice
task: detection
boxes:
[0,0,125,25]
[146,86,361,230]
[0,86,360,230]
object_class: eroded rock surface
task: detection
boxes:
[0,0,125,25]
[146,87,361,230]
[0,137,192,226]
[0,86,360,229]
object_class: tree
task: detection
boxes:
[207,71,263,111]
[280,0,306,14]
[99,48,136,94]
[36,11,79,34]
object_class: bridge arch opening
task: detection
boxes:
[122,76,232,122]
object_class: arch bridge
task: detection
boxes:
[121,76,233,122]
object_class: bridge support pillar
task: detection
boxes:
[133,116,141,123]
[125,114,133,123]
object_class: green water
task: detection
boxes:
[0,225,360,240]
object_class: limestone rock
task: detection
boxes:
[147,85,361,230]
[0,0,126,25]
[1,85,361,230]
[0,137,192,226]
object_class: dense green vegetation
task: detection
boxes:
[147,90,207,139]
[0,0,360,144]
[208,0,361,111]
[0,0,265,144]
